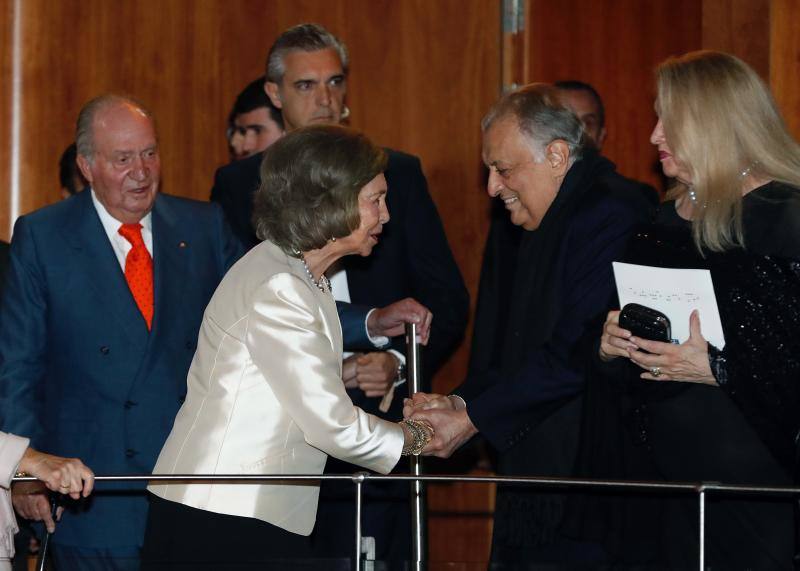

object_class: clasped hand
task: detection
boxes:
[401,392,478,458]
[600,308,716,384]
[342,352,399,397]
[12,448,94,533]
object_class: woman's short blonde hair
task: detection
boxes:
[253,125,387,254]
[656,50,800,252]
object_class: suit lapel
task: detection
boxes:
[149,196,189,344]
[61,191,149,353]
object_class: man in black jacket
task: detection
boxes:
[210,24,468,568]
[405,84,655,567]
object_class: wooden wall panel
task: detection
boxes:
[525,0,703,191]
[771,0,800,139]
[702,0,770,80]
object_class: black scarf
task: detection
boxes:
[501,149,617,372]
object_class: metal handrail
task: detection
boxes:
[13,472,800,571]
[15,472,800,494]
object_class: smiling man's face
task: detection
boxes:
[482,117,560,231]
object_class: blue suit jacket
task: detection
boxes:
[0,190,242,549]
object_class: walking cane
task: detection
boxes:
[406,322,427,571]
[35,496,58,571]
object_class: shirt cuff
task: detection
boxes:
[364,308,389,348]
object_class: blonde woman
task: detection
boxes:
[594,51,800,569]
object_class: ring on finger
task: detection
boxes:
[650,366,661,377]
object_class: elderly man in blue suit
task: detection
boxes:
[0,95,243,570]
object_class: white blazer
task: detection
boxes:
[148,241,404,535]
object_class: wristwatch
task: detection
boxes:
[396,361,407,383]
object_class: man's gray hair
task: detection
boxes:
[75,94,153,162]
[265,23,349,84]
[482,83,585,163]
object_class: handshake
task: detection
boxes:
[400,393,479,458]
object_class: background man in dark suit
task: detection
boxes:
[555,79,660,206]
[225,76,284,161]
[210,23,469,568]
[0,95,244,570]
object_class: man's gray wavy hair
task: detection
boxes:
[481,83,585,164]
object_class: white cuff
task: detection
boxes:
[364,308,389,348]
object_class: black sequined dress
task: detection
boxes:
[570,182,800,570]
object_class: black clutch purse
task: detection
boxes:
[618,303,672,343]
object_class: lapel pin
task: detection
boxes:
[179,241,187,248]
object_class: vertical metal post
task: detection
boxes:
[36,497,58,571]
[698,488,705,571]
[406,323,427,570]
[354,473,364,571]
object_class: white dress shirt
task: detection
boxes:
[90,189,153,269]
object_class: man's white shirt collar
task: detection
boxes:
[90,189,154,270]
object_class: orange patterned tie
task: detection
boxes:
[118,223,154,331]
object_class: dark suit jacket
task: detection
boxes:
[456,153,654,560]
[211,149,469,386]
[0,190,243,549]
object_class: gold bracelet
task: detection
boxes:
[400,419,434,456]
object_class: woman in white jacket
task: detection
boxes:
[143,126,433,570]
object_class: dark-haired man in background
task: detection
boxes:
[555,79,659,207]
[226,76,284,161]
[210,23,468,569]
[554,80,608,150]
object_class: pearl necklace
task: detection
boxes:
[297,252,331,293]
[687,160,759,205]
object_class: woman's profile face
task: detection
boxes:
[650,117,693,185]
[338,173,389,257]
